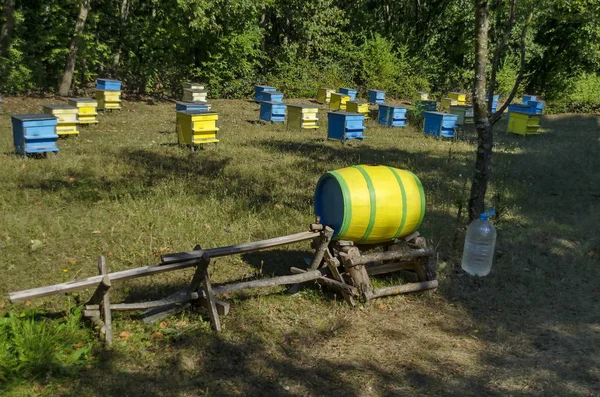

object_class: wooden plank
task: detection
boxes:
[367,280,438,299]
[161,231,319,264]
[200,261,221,332]
[86,291,198,312]
[85,275,111,306]
[348,248,434,267]
[142,303,191,324]
[98,256,113,346]
[212,270,324,295]
[366,261,415,276]
[289,267,358,296]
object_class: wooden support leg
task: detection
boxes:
[323,249,355,306]
[185,247,221,331]
[309,226,334,270]
[85,256,112,346]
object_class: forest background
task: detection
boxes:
[0,0,599,113]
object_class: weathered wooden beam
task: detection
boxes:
[323,250,355,305]
[85,275,111,306]
[366,261,415,276]
[340,247,373,299]
[366,280,438,299]
[347,248,434,267]
[98,257,112,346]
[309,226,334,270]
[212,270,324,295]
[289,267,358,296]
[86,291,198,312]
[161,231,319,264]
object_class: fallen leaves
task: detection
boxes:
[119,331,132,340]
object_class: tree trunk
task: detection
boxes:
[487,0,516,114]
[58,0,90,96]
[112,0,130,72]
[0,0,15,58]
[469,0,492,221]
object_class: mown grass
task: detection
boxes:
[0,96,599,396]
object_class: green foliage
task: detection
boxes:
[0,308,95,384]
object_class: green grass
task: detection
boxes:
[0,96,599,396]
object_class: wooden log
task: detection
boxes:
[212,270,324,295]
[323,250,355,305]
[197,291,230,316]
[98,257,112,346]
[161,231,319,265]
[289,267,358,296]
[9,258,201,302]
[200,261,221,332]
[340,247,372,299]
[85,275,111,306]
[366,261,416,276]
[367,280,438,299]
[347,248,434,267]
[142,303,191,324]
[309,226,334,270]
[86,291,198,312]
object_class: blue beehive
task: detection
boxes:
[486,94,499,111]
[522,95,537,104]
[258,91,284,103]
[368,89,385,104]
[175,101,212,112]
[339,88,358,101]
[378,104,407,127]
[423,111,458,138]
[507,103,535,120]
[96,78,122,91]
[259,101,287,123]
[255,85,276,102]
[11,114,59,156]
[327,112,365,142]
[527,100,544,114]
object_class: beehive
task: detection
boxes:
[258,91,284,103]
[413,92,429,102]
[96,90,122,110]
[448,92,467,105]
[176,110,219,148]
[346,101,370,119]
[327,112,365,142]
[182,82,205,90]
[260,101,287,123]
[96,79,122,91]
[423,111,458,138]
[255,85,276,102]
[317,88,335,104]
[67,98,98,125]
[527,100,544,114]
[11,114,59,155]
[175,101,212,112]
[378,104,407,127]
[42,104,79,136]
[507,103,534,120]
[183,89,207,102]
[414,100,437,112]
[487,94,499,112]
[508,111,540,135]
[368,90,385,104]
[339,88,357,101]
[330,92,351,111]
[449,105,473,125]
[441,97,458,112]
[522,95,537,104]
[287,104,319,129]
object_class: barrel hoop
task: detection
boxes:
[386,167,408,238]
[352,165,377,243]
[405,170,426,229]
[328,171,352,238]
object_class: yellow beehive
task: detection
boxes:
[96,90,122,110]
[42,104,79,136]
[67,98,98,125]
[183,89,207,102]
[176,110,219,149]
[441,97,458,112]
[448,92,467,105]
[287,104,319,129]
[182,82,205,90]
[346,101,370,119]
[413,92,429,103]
[316,88,335,104]
[330,92,351,111]
[508,111,540,135]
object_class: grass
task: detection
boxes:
[0,95,599,396]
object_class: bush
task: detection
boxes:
[0,308,95,384]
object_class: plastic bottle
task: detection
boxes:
[461,208,497,276]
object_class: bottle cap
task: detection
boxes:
[479,208,495,221]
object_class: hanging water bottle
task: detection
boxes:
[461,208,497,276]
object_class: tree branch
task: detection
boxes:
[487,0,516,113]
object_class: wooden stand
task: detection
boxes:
[14,225,438,339]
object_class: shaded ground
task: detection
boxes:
[0,96,598,396]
